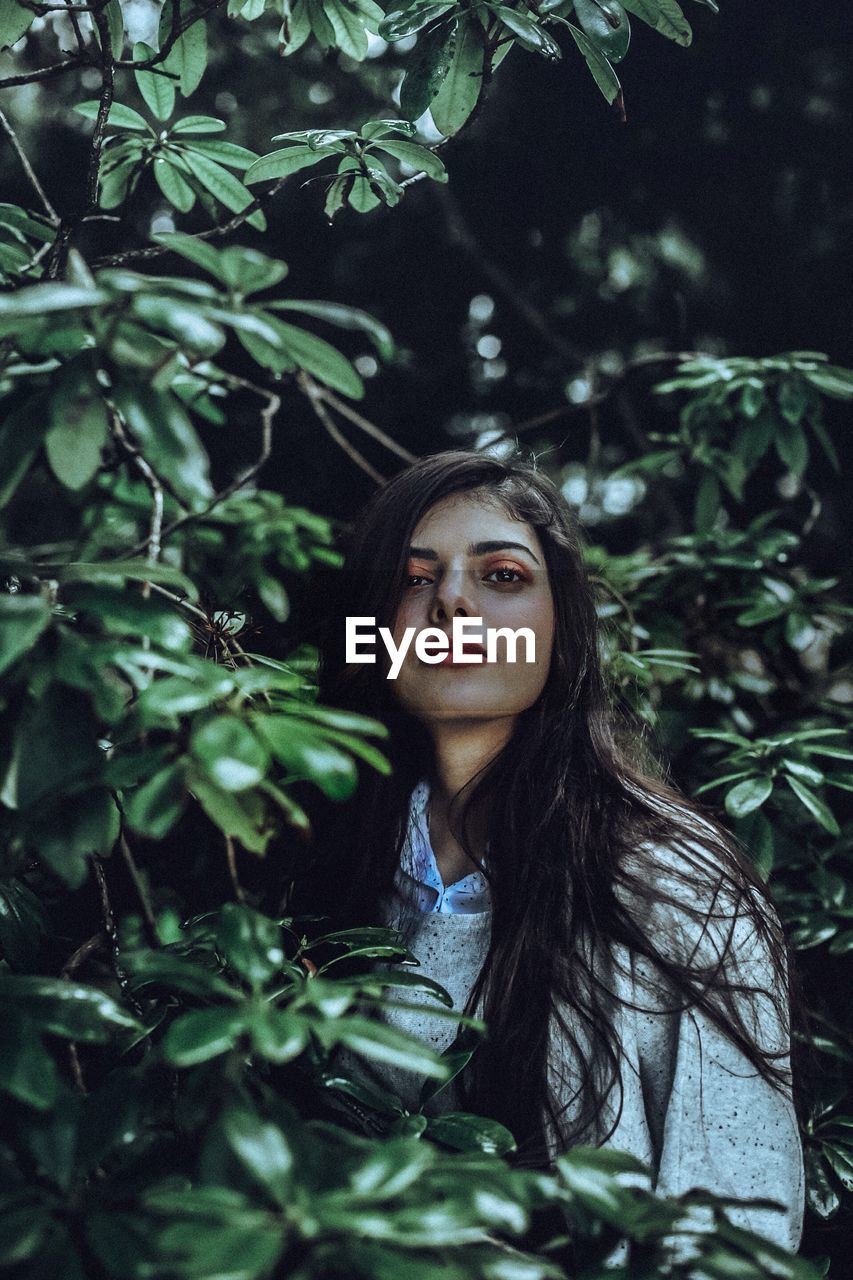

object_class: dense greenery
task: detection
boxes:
[0,0,851,1276]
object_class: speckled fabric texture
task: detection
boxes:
[345,904,804,1253]
[334,786,805,1254]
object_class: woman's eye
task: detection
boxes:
[484,567,525,584]
[406,574,433,587]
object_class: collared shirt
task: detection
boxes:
[393,779,491,915]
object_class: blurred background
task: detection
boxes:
[3,0,851,528]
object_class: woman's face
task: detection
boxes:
[387,491,555,728]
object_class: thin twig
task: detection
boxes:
[315,385,417,463]
[60,929,104,1094]
[44,3,114,277]
[436,183,577,363]
[0,55,87,90]
[297,370,384,483]
[490,351,707,448]
[119,833,160,948]
[61,929,105,1095]
[91,175,290,269]
[61,932,108,978]
[225,835,246,904]
[108,410,164,574]
[117,381,280,560]
[62,0,88,55]
[115,0,226,71]
[0,108,59,224]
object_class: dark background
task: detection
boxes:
[5,0,851,521]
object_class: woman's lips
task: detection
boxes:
[427,641,487,667]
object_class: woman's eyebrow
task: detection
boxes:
[408,541,541,566]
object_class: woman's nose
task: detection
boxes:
[428,571,477,625]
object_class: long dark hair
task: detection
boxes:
[292,449,800,1167]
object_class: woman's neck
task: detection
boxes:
[425,717,514,881]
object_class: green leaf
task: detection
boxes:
[250,1008,310,1061]
[0,394,52,507]
[178,139,260,170]
[774,417,809,476]
[132,292,225,355]
[724,775,773,819]
[620,0,691,46]
[162,18,208,96]
[379,2,454,40]
[104,0,124,57]
[315,1016,451,1078]
[0,877,49,969]
[491,6,562,60]
[162,1006,247,1066]
[244,143,339,186]
[52,558,199,599]
[111,380,213,508]
[151,229,223,277]
[0,282,108,317]
[180,149,265,228]
[784,611,817,652]
[134,42,176,121]
[802,365,853,401]
[0,1012,61,1109]
[153,156,197,212]
[2,685,101,812]
[271,299,394,360]
[124,762,187,839]
[563,20,621,103]
[170,114,227,134]
[0,0,34,49]
[45,369,109,492]
[0,976,139,1040]
[254,716,358,800]
[191,715,270,792]
[65,584,192,649]
[264,317,364,398]
[785,776,840,836]
[324,0,369,59]
[221,1105,293,1205]
[399,19,457,119]
[75,100,150,131]
[572,0,630,62]
[370,139,448,182]
[693,470,720,532]
[123,948,241,1000]
[32,789,121,888]
[426,1112,516,1155]
[216,903,285,987]
[430,19,485,138]
[191,775,271,853]
[0,593,50,675]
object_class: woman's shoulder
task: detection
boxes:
[614,802,782,982]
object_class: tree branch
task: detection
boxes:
[119,832,160,947]
[115,0,226,71]
[44,4,115,277]
[225,835,246,904]
[118,379,280,559]
[297,370,385,484]
[90,175,291,269]
[0,107,59,224]
[108,409,164,571]
[311,384,417,464]
[0,54,87,90]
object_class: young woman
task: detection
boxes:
[293,450,804,1252]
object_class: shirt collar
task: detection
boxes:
[397,779,491,915]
